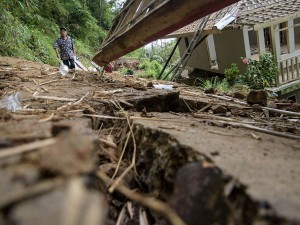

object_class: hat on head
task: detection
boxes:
[60,27,67,31]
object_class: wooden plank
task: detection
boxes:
[280,50,300,61]
[287,19,296,54]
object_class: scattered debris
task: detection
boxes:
[0,56,300,225]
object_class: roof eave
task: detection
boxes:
[252,11,300,30]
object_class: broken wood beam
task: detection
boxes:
[93,0,239,66]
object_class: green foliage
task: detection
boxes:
[240,53,278,89]
[0,0,118,66]
[139,59,162,79]
[198,77,230,93]
[229,84,250,96]
[224,63,240,87]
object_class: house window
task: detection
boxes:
[206,35,219,70]
[279,22,289,55]
[248,29,259,60]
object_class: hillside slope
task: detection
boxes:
[0,0,118,67]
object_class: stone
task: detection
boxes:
[8,178,107,225]
[39,130,97,176]
[232,92,245,100]
[170,162,233,225]
[204,88,215,94]
[211,105,227,114]
[146,81,153,87]
[247,90,268,106]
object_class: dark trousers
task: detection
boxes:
[63,58,75,69]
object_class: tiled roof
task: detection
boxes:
[168,0,300,37]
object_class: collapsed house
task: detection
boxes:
[168,0,300,102]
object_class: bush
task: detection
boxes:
[240,53,278,89]
[199,77,230,93]
[139,59,162,79]
[224,63,240,86]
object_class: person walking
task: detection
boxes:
[54,27,76,73]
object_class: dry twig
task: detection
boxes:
[97,171,187,225]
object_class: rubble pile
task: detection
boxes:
[0,56,300,225]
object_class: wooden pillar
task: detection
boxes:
[287,19,295,54]
[257,29,266,54]
[206,35,217,67]
[270,24,281,86]
[243,27,251,59]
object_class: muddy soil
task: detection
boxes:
[0,56,300,225]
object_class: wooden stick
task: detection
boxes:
[83,114,126,120]
[119,100,134,107]
[225,122,300,139]
[100,138,118,149]
[198,103,212,112]
[57,92,89,111]
[32,79,39,85]
[0,138,57,159]
[206,94,247,105]
[182,98,193,113]
[261,106,300,117]
[38,79,60,86]
[33,93,77,102]
[97,171,187,225]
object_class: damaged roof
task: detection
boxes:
[168,0,300,37]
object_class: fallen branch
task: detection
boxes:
[0,138,57,159]
[97,171,187,225]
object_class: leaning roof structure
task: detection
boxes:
[168,0,300,38]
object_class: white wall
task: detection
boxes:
[178,28,247,74]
